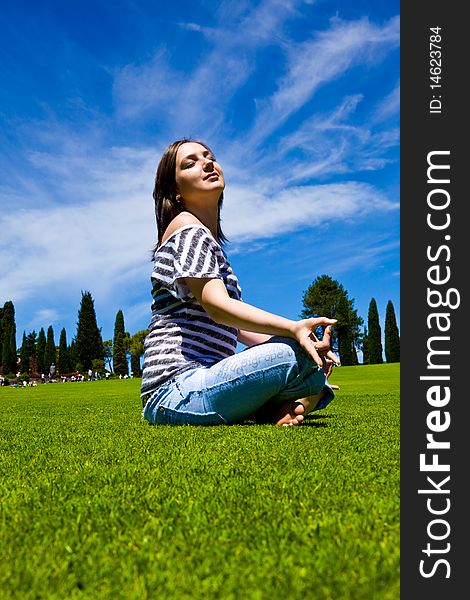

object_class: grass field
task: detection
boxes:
[0,364,400,600]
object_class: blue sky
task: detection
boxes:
[0,0,399,352]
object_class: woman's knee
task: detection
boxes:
[250,338,299,369]
[262,336,309,365]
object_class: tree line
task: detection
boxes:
[301,275,399,365]
[0,276,399,378]
[0,292,147,379]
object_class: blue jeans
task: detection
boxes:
[142,336,335,425]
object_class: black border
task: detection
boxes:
[401,3,466,597]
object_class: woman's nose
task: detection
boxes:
[203,158,214,171]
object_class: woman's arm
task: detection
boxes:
[184,277,337,367]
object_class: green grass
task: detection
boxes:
[0,364,399,600]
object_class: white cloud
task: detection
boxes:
[123,301,153,332]
[27,308,61,331]
[247,16,400,146]
[111,0,303,132]
[325,239,400,278]
[370,82,400,124]
[112,50,183,120]
[0,131,397,306]
[0,195,154,301]
[249,88,399,185]
[0,144,158,303]
[223,180,398,241]
[178,22,204,33]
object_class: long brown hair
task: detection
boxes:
[153,138,227,248]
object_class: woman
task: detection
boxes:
[141,139,340,427]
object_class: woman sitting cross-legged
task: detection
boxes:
[141,139,340,427]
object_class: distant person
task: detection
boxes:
[88,368,93,381]
[141,139,340,427]
[105,372,110,380]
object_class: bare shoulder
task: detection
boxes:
[161,212,203,244]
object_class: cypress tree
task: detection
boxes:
[1,301,17,374]
[26,331,38,374]
[113,310,128,376]
[385,300,400,363]
[69,339,78,372]
[0,305,4,369]
[367,298,383,364]
[58,328,70,375]
[351,344,359,365]
[45,325,56,374]
[20,332,29,374]
[362,327,370,364]
[336,294,353,365]
[26,331,37,355]
[130,352,140,377]
[37,328,47,374]
[75,291,103,371]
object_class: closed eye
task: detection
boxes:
[181,150,216,169]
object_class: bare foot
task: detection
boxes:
[295,390,325,416]
[273,400,306,427]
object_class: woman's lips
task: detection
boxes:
[204,172,219,180]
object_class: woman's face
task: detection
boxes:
[175,142,225,204]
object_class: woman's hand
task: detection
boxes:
[290,319,340,368]
[310,324,341,367]
[317,331,341,388]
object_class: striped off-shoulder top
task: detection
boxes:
[140,224,242,398]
